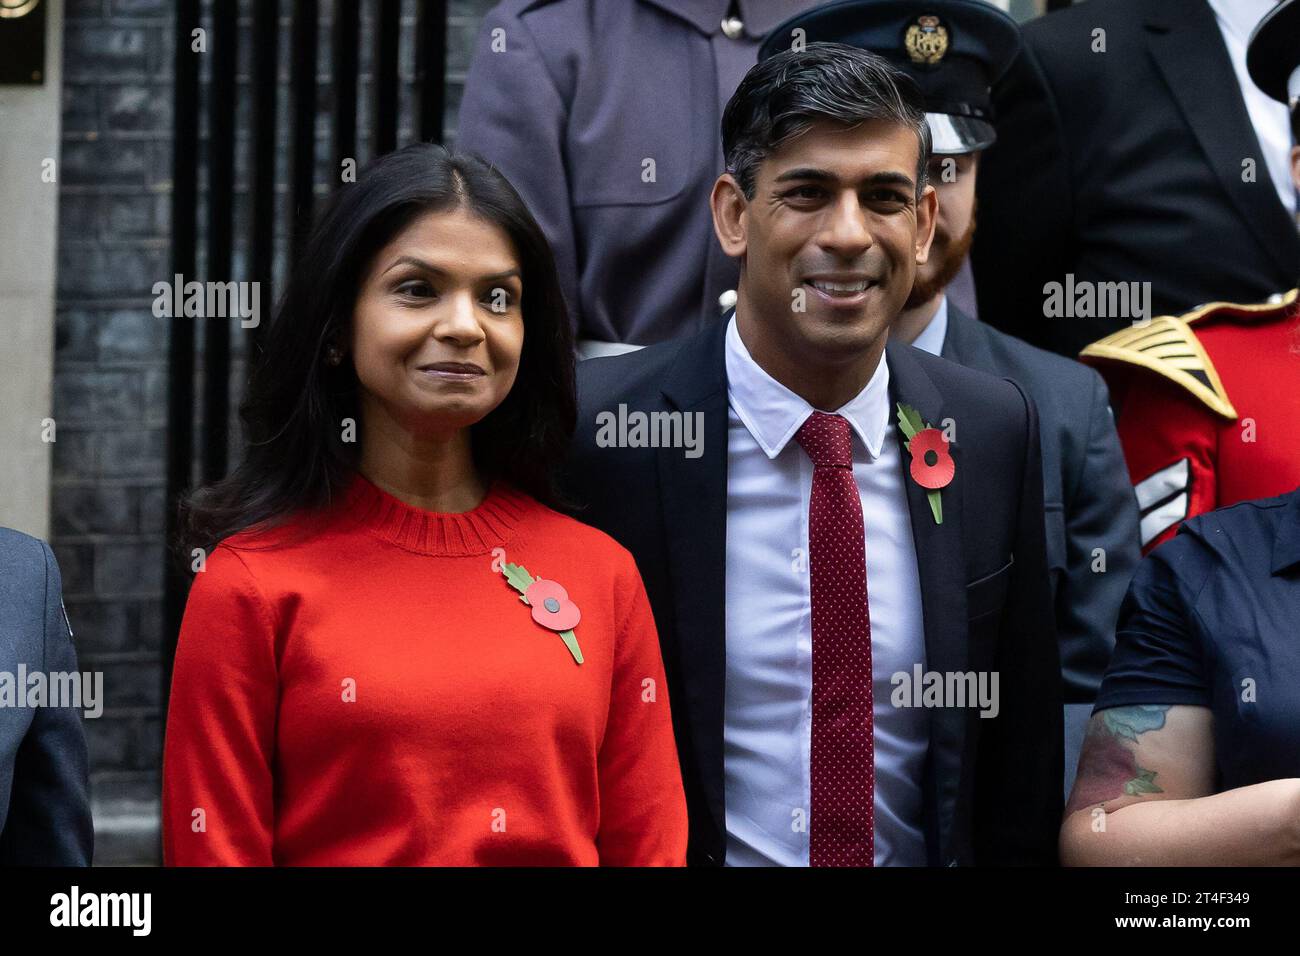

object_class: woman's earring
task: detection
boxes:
[326,345,343,366]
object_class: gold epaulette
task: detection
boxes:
[1079,315,1237,421]
[1177,286,1298,327]
[1080,288,1298,420]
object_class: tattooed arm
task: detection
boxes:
[1060,704,1300,866]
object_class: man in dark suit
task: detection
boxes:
[760,1,1142,797]
[564,42,1062,866]
[0,528,94,865]
[972,0,1300,357]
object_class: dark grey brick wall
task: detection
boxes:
[53,0,497,866]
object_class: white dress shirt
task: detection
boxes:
[910,295,949,357]
[722,314,929,867]
[1208,0,1297,218]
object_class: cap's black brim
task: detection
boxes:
[1246,0,1300,103]
[927,113,996,155]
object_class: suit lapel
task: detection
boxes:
[1144,0,1300,281]
[939,303,998,375]
[658,319,731,842]
[886,340,968,865]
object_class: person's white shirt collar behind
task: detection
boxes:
[909,294,949,357]
[1207,0,1298,217]
[724,312,890,460]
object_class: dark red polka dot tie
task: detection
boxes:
[795,411,874,867]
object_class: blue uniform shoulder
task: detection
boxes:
[0,525,46,554]
[0,527,51,585]
[1178,492,1296,554]
[1134,493,1298,617]
[0,528,56,638]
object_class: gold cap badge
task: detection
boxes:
[905,15,949,65]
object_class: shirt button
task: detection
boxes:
[720,16,744,39]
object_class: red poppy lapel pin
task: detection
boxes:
[500,561,584,664]
[896,402,954,525]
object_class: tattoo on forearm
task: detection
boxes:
[1065,705,1169,815]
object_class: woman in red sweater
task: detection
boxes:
[162,144,687,866]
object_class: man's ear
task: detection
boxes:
[914,182,938,266]
[711,172,749,258]
[1290,144,1300,196]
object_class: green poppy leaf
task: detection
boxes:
[502,562,535,595]
[559,629,584,665]
[896,402,924,441]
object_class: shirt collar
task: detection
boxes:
[909,295,949,357]
[1206,0,1277,42]
[724,311,890,460]
[1271,489,1300,575]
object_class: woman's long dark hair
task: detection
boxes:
[178,143,576,559]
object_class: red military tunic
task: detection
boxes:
[1081,288,1300,552]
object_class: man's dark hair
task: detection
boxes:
[722,42,932,200]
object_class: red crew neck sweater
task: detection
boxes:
[162,474,687,866]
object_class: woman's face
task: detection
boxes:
[351,205,525,440]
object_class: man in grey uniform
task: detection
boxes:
[458,0,821,357]
[760,0,1142,793]
[1,528,93,865]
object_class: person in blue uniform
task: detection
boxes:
[1061,486,1300,864]
[759,0,1143,793]
[0,528,93,865]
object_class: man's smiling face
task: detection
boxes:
[719,117,936,380]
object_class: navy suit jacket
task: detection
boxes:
[941,304,1141,702]
[0,528,93,865]
[562,320,1063,866]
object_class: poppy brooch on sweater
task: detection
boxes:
[896,402,954,525]
[500,562,584,665]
